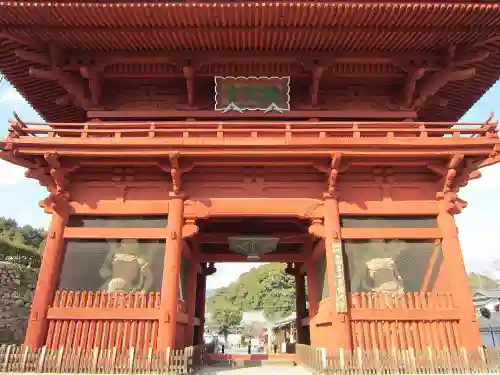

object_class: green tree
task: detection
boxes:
[0,216,45,267]
[206,263,296,320]
[468,273,498,289]
[19,225,46,248]
[212,305,242,340]
[0,217,18,237]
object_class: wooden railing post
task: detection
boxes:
[2,345,12,372]
[166,347,171,371]
[320,347,327,372]
[339,347,345,372]
[56,347,65,373]
[356,347,363,372]
[128,347,135,373]
[20,346,29,372]
[427,346,435,373]
[36,346,47,372]
[91,347,100,373]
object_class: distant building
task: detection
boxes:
[471,289,500,347]
[472,289,500,313]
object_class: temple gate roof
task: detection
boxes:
[0,2,499,122]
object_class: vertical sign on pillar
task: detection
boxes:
[331,240,347,313]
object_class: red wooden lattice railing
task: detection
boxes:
[348,292,460,350]
[349,292,454,309]
[350,320,460,350]
[46,291,188,350]
[8,119,498,140]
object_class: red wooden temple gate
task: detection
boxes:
[0,1,499,353]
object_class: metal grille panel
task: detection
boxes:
[58,239,165,292]
[179,255,190,301]
[314,250,329,301]
[67,216,168,228]
[340,216,438,229]
[344,240,442,293]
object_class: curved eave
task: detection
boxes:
[0,2,499,122]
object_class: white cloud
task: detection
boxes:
[0,86,25,104]
[460,163,500,194]
[0,159,27,187]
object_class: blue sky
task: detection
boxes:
[0,79,499,288]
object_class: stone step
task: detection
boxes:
[209,359,297,369]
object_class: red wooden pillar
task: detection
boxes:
[186,252,198,346]
[24,209,68,348]
[437,195,481,348]
[295,271,307,344]
[323,196,351,350]
[195,270,207,345]
[306,258,319,345]
[158,196,184,350]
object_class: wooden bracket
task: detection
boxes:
[301,61,325,108]
[16,45,99,109]
[24,152,78,213]
[79,66,103,107]
[442,154,464,195]
[327,152,342,196]
[182,219,199,239]
[169,152,181,195]
[158,152,195,196]
[401,67,426,109]
[308,219,325,239]
[410,44,489,109]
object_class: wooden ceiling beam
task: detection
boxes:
[3,24,499,34]
[198,233,310,244]
[80,67,103,107]
[52,51,443,70]
[401,67,426,109]
[87,109,418,120]
[101,72,403,80]
[197,252,307,263]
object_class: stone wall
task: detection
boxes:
[0,261,38,344]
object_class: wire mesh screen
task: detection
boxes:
[179,255,190,301]
[314,250,329,301]
[343,240,442,293]
[340,216,438,228]
[67,216,168,228]
[59,239,165,292]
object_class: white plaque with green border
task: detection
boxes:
[214,76,291,113]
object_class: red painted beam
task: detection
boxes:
[197,252,306,263]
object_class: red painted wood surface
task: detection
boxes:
[45,291,189,350]
[349,292,459,350]
[2,115,497,353]
[350,320,460,350]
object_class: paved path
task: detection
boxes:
[197,365,312,375]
